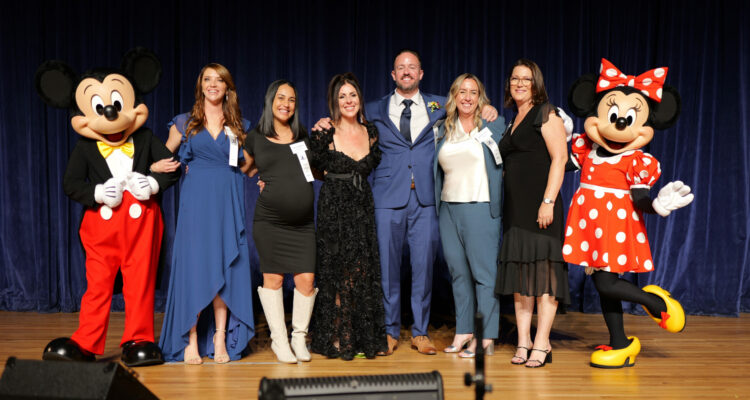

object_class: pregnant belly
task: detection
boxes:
[256,184,314,225]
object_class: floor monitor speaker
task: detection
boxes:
[0,357,158,400]
[258,370,444,399]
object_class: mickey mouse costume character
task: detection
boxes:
[565,58,694,368]
[35,48,180,367]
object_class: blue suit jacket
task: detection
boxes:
[433,117,506,219]
[365,92,446,209]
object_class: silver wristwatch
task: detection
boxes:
[542,198,554,204]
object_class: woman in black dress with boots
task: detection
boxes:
[245,80,317,364]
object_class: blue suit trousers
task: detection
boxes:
[376,189,439,338]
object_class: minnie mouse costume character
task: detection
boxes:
[35,48,180,367]
[565,58,694,368]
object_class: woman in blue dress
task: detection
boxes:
[157,63,255,364]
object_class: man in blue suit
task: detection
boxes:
[364,50,498,355]
[314,50,497,355]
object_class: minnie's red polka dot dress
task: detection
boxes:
[563,134,661,273]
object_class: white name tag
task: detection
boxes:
[290,141,314,182]
[225,126,238,167]
[473,127,502,165]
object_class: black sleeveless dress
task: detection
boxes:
[495,103,570,305]
[244,128,315,273]
[308,124,388,360]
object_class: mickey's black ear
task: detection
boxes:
[121,47,162,94]
[650,86,681,130]
[567,74,598,118]
[35,60,77,108]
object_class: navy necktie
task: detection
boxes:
[400,99,414,142]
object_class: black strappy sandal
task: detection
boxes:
[510,346,531,365]
[525,348,552,368]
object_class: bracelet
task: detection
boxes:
[542,198,554,204]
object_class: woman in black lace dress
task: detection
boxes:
[309,73,388,360]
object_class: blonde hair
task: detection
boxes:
[185,63,246,145]
[443,73,490,140]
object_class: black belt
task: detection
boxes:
[326,172,364,192]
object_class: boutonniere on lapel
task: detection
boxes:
[428,101,441,112]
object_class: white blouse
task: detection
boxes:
[437,119,489,203]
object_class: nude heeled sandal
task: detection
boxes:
[213,328,230,364]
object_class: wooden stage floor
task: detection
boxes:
[1,311,749,399]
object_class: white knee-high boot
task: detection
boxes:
[257,287,297,363]
[291,288,318,362]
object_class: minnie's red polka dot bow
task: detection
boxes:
[596,58,668,102]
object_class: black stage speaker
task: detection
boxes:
[0,357,158,400]
[258,370,443,400]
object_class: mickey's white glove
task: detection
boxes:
[94,177,125,208]
[557,107,574,142]
[652,180,694,217]
[126,172,159,200]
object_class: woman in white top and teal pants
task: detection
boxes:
[434,73,505,358]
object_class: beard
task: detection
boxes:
[396,76,419,92]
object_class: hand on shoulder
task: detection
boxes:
[312,117,332,132]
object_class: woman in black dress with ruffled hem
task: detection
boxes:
[495,59,569,368]
[309,73,388,360]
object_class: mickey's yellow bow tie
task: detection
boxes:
[97,141,134,158]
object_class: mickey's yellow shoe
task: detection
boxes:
[642,285,686,333]
[590,336,640,368]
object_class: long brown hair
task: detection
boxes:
[327,72,367,124]
[185,63,246,145]
[503,58,549,109]
[443,73,490,140]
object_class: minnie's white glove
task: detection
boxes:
[557,107,574,142]
[126,172,159,200]
[94,177,125,208]
[652,180,694,217]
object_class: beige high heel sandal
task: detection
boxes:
[213,328,230,364]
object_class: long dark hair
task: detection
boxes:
[327,72,367,124]
[257,79,305,140]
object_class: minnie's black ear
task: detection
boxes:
[567,74,598,118]
[650,86,681,130]
[121,47,162,94]
[35,60,77,109]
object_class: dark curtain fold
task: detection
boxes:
[1,0,747,316]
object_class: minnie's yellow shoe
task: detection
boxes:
[642,285,686,333]
[590,337,640,368]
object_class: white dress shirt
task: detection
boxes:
[104,137,135,178]
[389,90,430,143]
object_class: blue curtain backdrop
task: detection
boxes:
[1,0,748,318]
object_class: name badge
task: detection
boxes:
[225,126,239,167]
[473,127,502,165]
[290,141,314,182]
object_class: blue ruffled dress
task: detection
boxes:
[159,113,255,361]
